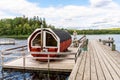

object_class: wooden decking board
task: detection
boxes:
[90,41,105,80]
[104,54,120,78]
[93,41,113,80]
[76,51,87,80]
[106,50,120,67]
[94,40,120,80]
[89,42,98,80]
[69,51,85,80]
[108,51,120,66]
[3,55,75,72]
[99,42,120,64]
[83,44,91,80]
[69,40,120,80]
[97,41,120,78]
[94,41,120,80]
[100,43,120,69]
[97,41,120,72]
[101,52,120,79]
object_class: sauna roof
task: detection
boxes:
[53,29,71,42]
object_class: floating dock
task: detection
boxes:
[69,40,120,80]
[2,47,78,72]
[0,39,15,45]
[2,44,82,72]
[1,35,86,72]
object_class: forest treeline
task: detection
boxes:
[0,16,120,38]
[67,29,120,35]
[0,16,55,36]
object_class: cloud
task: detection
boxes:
[0,0,120,29]
[90,0,119,8]
[0,0,42,17]
[90,0,111,7]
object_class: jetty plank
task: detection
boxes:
[93,41,120,80]
[68,51,84,80]
[99,42,120,68]
[89,42,98,80]
[83,47,90,80]
[69,40,120,80]
[97,41,120,78]
[92,43,105,80]
[75,51,87,80]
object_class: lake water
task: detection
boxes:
[76,34,120,52]
[0,34,120,80]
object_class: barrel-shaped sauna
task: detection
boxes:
[28,28,72,60]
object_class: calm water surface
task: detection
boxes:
[0,34,120,80]
[76,34,120,52]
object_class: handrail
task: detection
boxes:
[2,51,76,55]
[78,35,86,42]
[5,45,27,51]
[1,55,75,60]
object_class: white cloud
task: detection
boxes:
[0,0,120,29]
[90,0,119,8]
[0,0,42,17]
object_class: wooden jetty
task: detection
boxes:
[1,47,78,72]
[69,40,120,80]
[0,39,15,45]
[1,43,85,72]
[0,35,86,72]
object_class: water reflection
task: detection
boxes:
[0,69,69,80]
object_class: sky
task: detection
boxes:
[0,0,120,29]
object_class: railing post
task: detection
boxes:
[22,50,26,80]
[78,48,81,56]
[47,53,50,80]
[75,53,77,63]
[48,53,50,69]
[22,46,24,51]
[1,51,4,66]
[112,44,116,51]
[22,51,25,69]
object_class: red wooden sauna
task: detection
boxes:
[28,28,72,60]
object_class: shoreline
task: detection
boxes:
[0,35,29,39]
[0,34,120,39]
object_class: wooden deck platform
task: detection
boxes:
[0,39,15,45]
[2,47,78,72]
[69,40,120,80]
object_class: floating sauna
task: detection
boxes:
[28,28,72,60]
